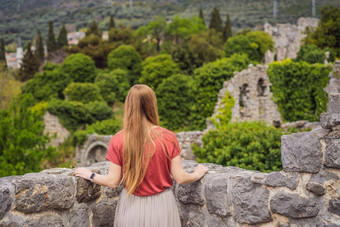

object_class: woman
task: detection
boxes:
[74,84,209,226]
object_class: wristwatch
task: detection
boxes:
[90,172,96,182]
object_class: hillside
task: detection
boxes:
[0,0,339,45]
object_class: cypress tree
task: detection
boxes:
[109,14,115,30]
[199,7,205,26]
[223,14,232,42]
[58,25,68,47]
[86,19,102,37]
[0,38,7,68]
[47,21,58,53]
[18,42,40,82]
[209,7,223,34]
[35,29,45,63]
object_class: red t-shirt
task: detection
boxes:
[105,126,181,196]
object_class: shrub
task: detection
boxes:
[61,53,97,82]
[95,69,130,105]
[73,118,122,146]
[211,91,235,129]
[268,59,331,122]
[156,74,194,131]
[139,54,180,90]
[0,94,55,177]
[107,45,142,85]
[63,82,103,103]
[192,121,283,172]
[296,45,335,64]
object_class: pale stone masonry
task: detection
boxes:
[1,93,340,226]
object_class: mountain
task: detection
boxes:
[0,0,339,46]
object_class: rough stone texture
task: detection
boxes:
[306,182,326,196]
[281,120,321,131]
[176,131,203,160]
[208,64,282,130]
[325,61,340,95]
[68,202,90,227]
[281,131,322,173]
[14,173,75,213]
[270,191,320,218]
[328,198,340,216]
[204,174,230,216]
[324,137,340,169]
[43,111,70,147]
[264,18,319,63]
[263,171,299,190]
[231,175,272,224]
[92,198,118,227]
[178,180,204,205]
[75,177,101,203]
[0,186,11,220]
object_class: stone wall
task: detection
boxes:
[1,94,340,226]
[76,131,203,165]
[207,64,282,130]
[43,111,70,147]
[325,60,340,95]
[264,17,319,63]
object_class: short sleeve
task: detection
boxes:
[105,138,122,166]
[169,133,181,159]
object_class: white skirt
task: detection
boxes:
[114,188,181,227]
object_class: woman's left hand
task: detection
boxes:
[74,167,92,180]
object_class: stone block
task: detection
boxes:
[321,113,340,129]
[92,198,118,227]
[281,132,322,173]
[231,175,272,224]
[204,174,230,216]
[306,182,325,196]
[327,94,340,114]
[328,198,340,216]
[178,180,204,205]
[310,167,339,184]
[264,172,299,190]
[15,173,75,213]
[26,213,64,227]
[68,202,90,227]
[324,138,340,169]
[103,185,123,199]
[178,203,203,227]
[270,191,320,218]
[76,177,101,203]
[0,177,14,220]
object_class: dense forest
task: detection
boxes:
[1,0,340,45]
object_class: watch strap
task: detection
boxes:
[90,172,96,182]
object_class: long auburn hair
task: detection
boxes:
[122,84,160,194]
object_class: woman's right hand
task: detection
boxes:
[194,164,209,180]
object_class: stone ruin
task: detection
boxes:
[207,64,282,130]
[264,17,319,64]
[43,111,70,147]
[1,93,340,226]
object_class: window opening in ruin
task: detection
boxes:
[86,145,107,166]
[239,84,249,108]
[257,78,266,96]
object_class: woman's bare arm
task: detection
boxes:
[74,162,121,188]
[171,156,209,184]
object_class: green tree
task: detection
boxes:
[58,25,68,48]
[171,44,195,75]
[209,7,223,34]
[192,54,251,129]
[0,38,6,68]
[304,5,340,57]
[108,24,134,44]
[199,7,205,26]
[95,69,130,105]
[86,19,102,37]
[107,45,142,85]
[146,16,167,53]
[69,34,117,69]
[0,94,55,177]
[63,82,103,103]
[139,54,180,90]
[18,42,40,82]
[35,29,45,63]
[268,59,331,122]
[47,20,58,53]
[156,74,194,131]
[296,45,335,64]
[193,121,283,172]
[223,14,232,42]
[109,14,115,30]
[225,31,274,63]
[61,53,97,82]
[22,63,71,102]
[0,65,21,110]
